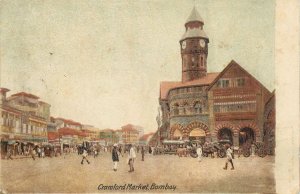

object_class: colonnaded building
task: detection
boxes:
[155,8,275,153]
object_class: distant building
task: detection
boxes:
[54,118,82,130]
[99,129,119,145]
[121,124,139,144]
[0,89,49,143]
[115,129,123,144]
[135,125,144,138]
[81,124,100,141]
[139,132,154,145]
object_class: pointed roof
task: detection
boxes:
[207,60,271,95]
[181,7,208,41]
[186,7,204,24]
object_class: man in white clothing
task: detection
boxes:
[223,144,234,170]
[196,144,203,162]
[128,144,136,172]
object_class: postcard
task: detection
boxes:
[0,0,299,193]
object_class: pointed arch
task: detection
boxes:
[170,124,184,140]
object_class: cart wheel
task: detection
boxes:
[190,153,198,158]
[258,149,266,158]
[243,150,250,157]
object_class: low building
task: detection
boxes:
[121,124,139,144]
[139,133,154,145]
[99,129,119,145]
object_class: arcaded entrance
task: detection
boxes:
[173,129,183,140]
[189,128,206,143]
[239,127,255,145]
[218,128,233,144]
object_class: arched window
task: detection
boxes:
[194,102,202,114]
[183,102,189,115]
[173,103,179,116]
[200,56,203,66]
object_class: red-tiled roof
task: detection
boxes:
[100,129,115,132]
[122,128,139,133]
[11,92,39,99]
[78,131,88,137]
[48,132,59,140]
[55,118,81,126]
[160,72,219,99]
[139,133,154,141]
[0,88,10,94]
[121,124,134,129]
[39,101,50,105]
[58,127,79,136]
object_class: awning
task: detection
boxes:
[8,140,16,145]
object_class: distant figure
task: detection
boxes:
[37,147,41,158]
[141,146,145,161]
[223,144,234,170]
[29,147,35,160]
[128,144,136,172]
[112,144,119,171]
[149,146,152,154]
[81,148,90,165]
[118,146,123,157]
[7,148,13,160]
[196,145,203,162]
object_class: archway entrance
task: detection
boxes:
[173,129,183,140]
[218,128,233,144]
[239,127,255,145]
[189,128,206,143]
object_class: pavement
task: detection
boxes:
[0,152,275,193]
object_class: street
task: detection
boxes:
[0,152,275,193]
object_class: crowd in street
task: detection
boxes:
[2,141,236,172]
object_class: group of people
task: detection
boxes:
[194,143,234,170]
[111,144,136,172]
[80,144,147,173]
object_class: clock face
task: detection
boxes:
[182,41,186,49]
[199,39,205,47]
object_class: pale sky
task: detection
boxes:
[0,0,275,133]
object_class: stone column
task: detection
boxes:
[233,134,239,147]
[208,91,215,141]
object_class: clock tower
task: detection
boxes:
[180,7,209,82]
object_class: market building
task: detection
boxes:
[158,8,275,149]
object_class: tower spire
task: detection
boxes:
[180,7,209,82]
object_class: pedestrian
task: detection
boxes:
[112,144,119,171]
[41,148,45,158]
[196,144,203,162]
[7,148,13,160]
[81,148,90,165]
[141,146,145,161]
[149,146,152,154]
[118,146,123,157]
[223,144,234,170]
[29,147,35,160]
[128,144,136,172]
[94,148,97,158]
[37,147,41,158]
